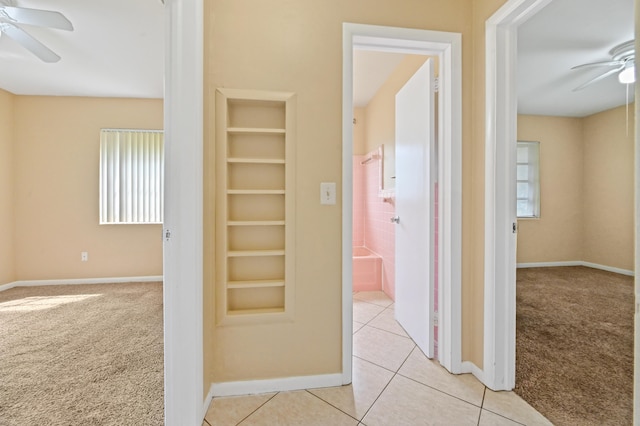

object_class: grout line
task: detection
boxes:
[395,371,485,409]
[305,389,361,423]
[203,419,212,426]
[477,387,487,426]
[236,392,279,425]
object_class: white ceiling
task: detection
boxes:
[353,50,406,107]
[517,0,634,117]
[0,0,164,98]
[0,0,634,117]
[354,0,634,118]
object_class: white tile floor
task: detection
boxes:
[203,291,552,426]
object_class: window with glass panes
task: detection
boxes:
[516,141,540,218]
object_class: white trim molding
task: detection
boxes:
[517,261,635,277]
[0,276,163,292]
[210,374,343,398]
[484,0,553,392]
[163,0,204,424]
[343,23,462,379]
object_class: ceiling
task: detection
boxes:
[354,0,634,118]
[517,0,634,117]
[0,0,164,98]
[0,0,634,115]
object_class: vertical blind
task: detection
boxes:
[100,129,164,224]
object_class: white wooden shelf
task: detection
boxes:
[227,127,285,134]
[227,280,285,289]
[227,220,286,226]
[228,157,285,164]
[227,189,285,195]
[227,250,285,257]
[215,88,296,326]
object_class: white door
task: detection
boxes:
[394,58,436,358]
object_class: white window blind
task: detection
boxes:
[516,141,540,218]
[100,129,164,224]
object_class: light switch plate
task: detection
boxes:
[320,182,336,205]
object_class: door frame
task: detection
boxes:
[342,23,462,383]
[163,0,204,423]
[483,0,555,391]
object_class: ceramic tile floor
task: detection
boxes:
[203,291,552,426]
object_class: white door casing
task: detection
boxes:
[395,58,436,358]
[342,23,462,383]
[484,0,554,391]
[163,0,204,423]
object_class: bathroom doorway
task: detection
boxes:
[342,23,463,384]
[352,54,438,357]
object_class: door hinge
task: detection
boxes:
[434,77,439,93]
[164,228,172,241]
[512,222,518,233]
[433,311,439,326]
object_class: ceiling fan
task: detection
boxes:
[0,0,73,63]
[571,40,635,91]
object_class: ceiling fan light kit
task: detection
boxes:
[0,0,73,63]
[572,40,635,90]
[618,62,635,84]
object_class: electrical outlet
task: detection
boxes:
[81,252,88,262]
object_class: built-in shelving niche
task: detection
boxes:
[215,88,296,325]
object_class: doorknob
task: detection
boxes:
[390,216,400,224]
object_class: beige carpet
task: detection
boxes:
[0,282,164,426]
[515,266,634,426]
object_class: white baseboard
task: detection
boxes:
[0,275,163,292]
[203,384,216,420]
[460,360,485,384]
[209,373,343,398]
[516,261,634,277]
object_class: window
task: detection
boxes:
[99,129,164,224]
[516,141,540,218]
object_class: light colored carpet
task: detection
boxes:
[0,282,164,425]
[515,266,633,426]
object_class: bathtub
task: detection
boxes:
[352,247,382,292]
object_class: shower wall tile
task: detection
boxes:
[361,152,395,300]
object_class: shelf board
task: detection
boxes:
[227,189,285,195]
[227,220,285,226]
[227,280,285,289]
[228,249,285,257]
[227,157,285,164]
[228,127,285,135]
[227,307,285,316]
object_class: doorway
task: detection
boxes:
[351,52,437,357]
[342,23,463,383]
[484,0,638,401]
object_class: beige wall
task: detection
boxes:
[364,55,429,190]
[204,0,478,383]
[0,89,15,285]
[517,107,634,272]
[517,115,584,263]
[12,96,163,281]
[583,106,634,270]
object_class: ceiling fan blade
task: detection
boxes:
[1,24,60,62]
[572,65,625,91]
[571,60,625,70]
[1,6,73,31]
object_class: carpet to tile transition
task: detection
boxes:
[0,282,164,426]
[515,266,633,426]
